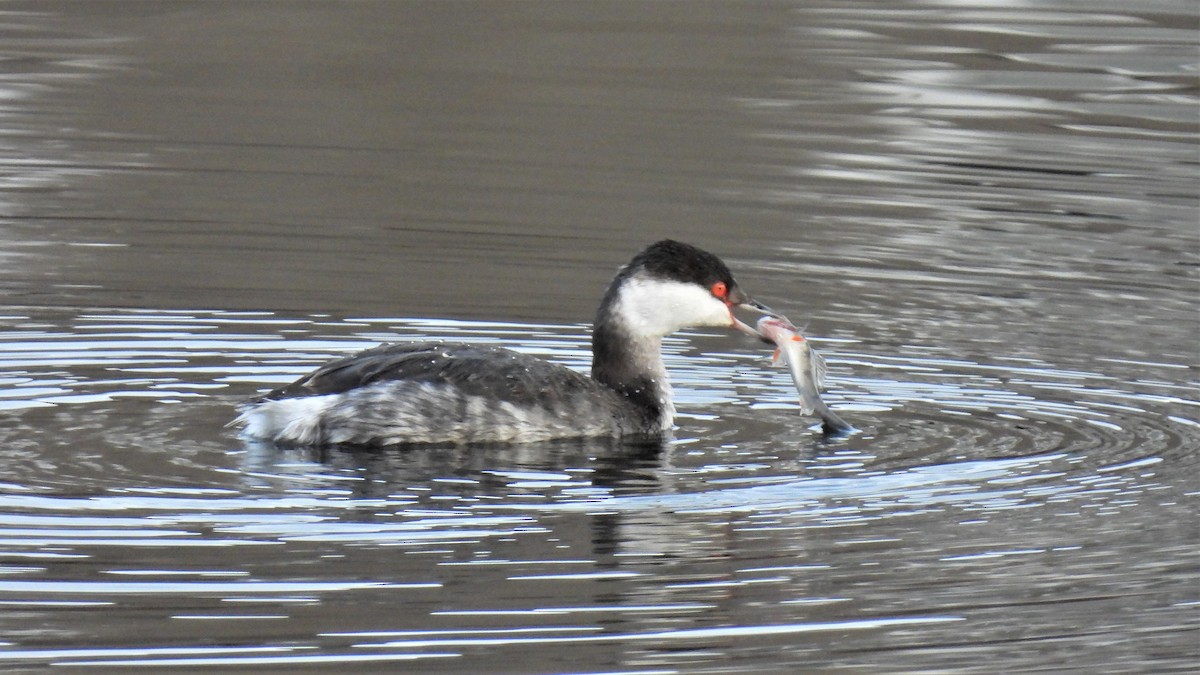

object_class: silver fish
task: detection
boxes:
[757,316,855,435]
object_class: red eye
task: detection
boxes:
[710,281,728,299]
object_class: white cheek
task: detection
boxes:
[616,277,733,336]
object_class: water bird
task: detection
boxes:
[233,240,776,446]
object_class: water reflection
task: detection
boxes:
[0,296,1195,668]
[0,0,1197,672]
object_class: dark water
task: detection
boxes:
[1,1,1197,672]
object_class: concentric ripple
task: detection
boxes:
[1,307,1193,497]
[0,309,1196,671]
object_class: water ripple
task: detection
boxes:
[0,2,1195,672]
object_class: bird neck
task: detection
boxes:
[590,300,674,430]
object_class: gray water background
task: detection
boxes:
[0,1,1196,672]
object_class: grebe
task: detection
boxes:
[233,240,776,446]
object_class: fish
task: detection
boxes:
[756,316,855,436]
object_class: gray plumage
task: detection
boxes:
[236,342,657,446]
[232,240,772,447]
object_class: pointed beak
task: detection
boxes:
[727,287,783,340]
[739,297,782,319]
[730,315,761,338]
[728,286,782,318]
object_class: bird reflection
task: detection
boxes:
[235,436,666,499]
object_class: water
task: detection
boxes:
[1,1,1196,672]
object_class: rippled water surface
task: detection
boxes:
[1,1,1196,673]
